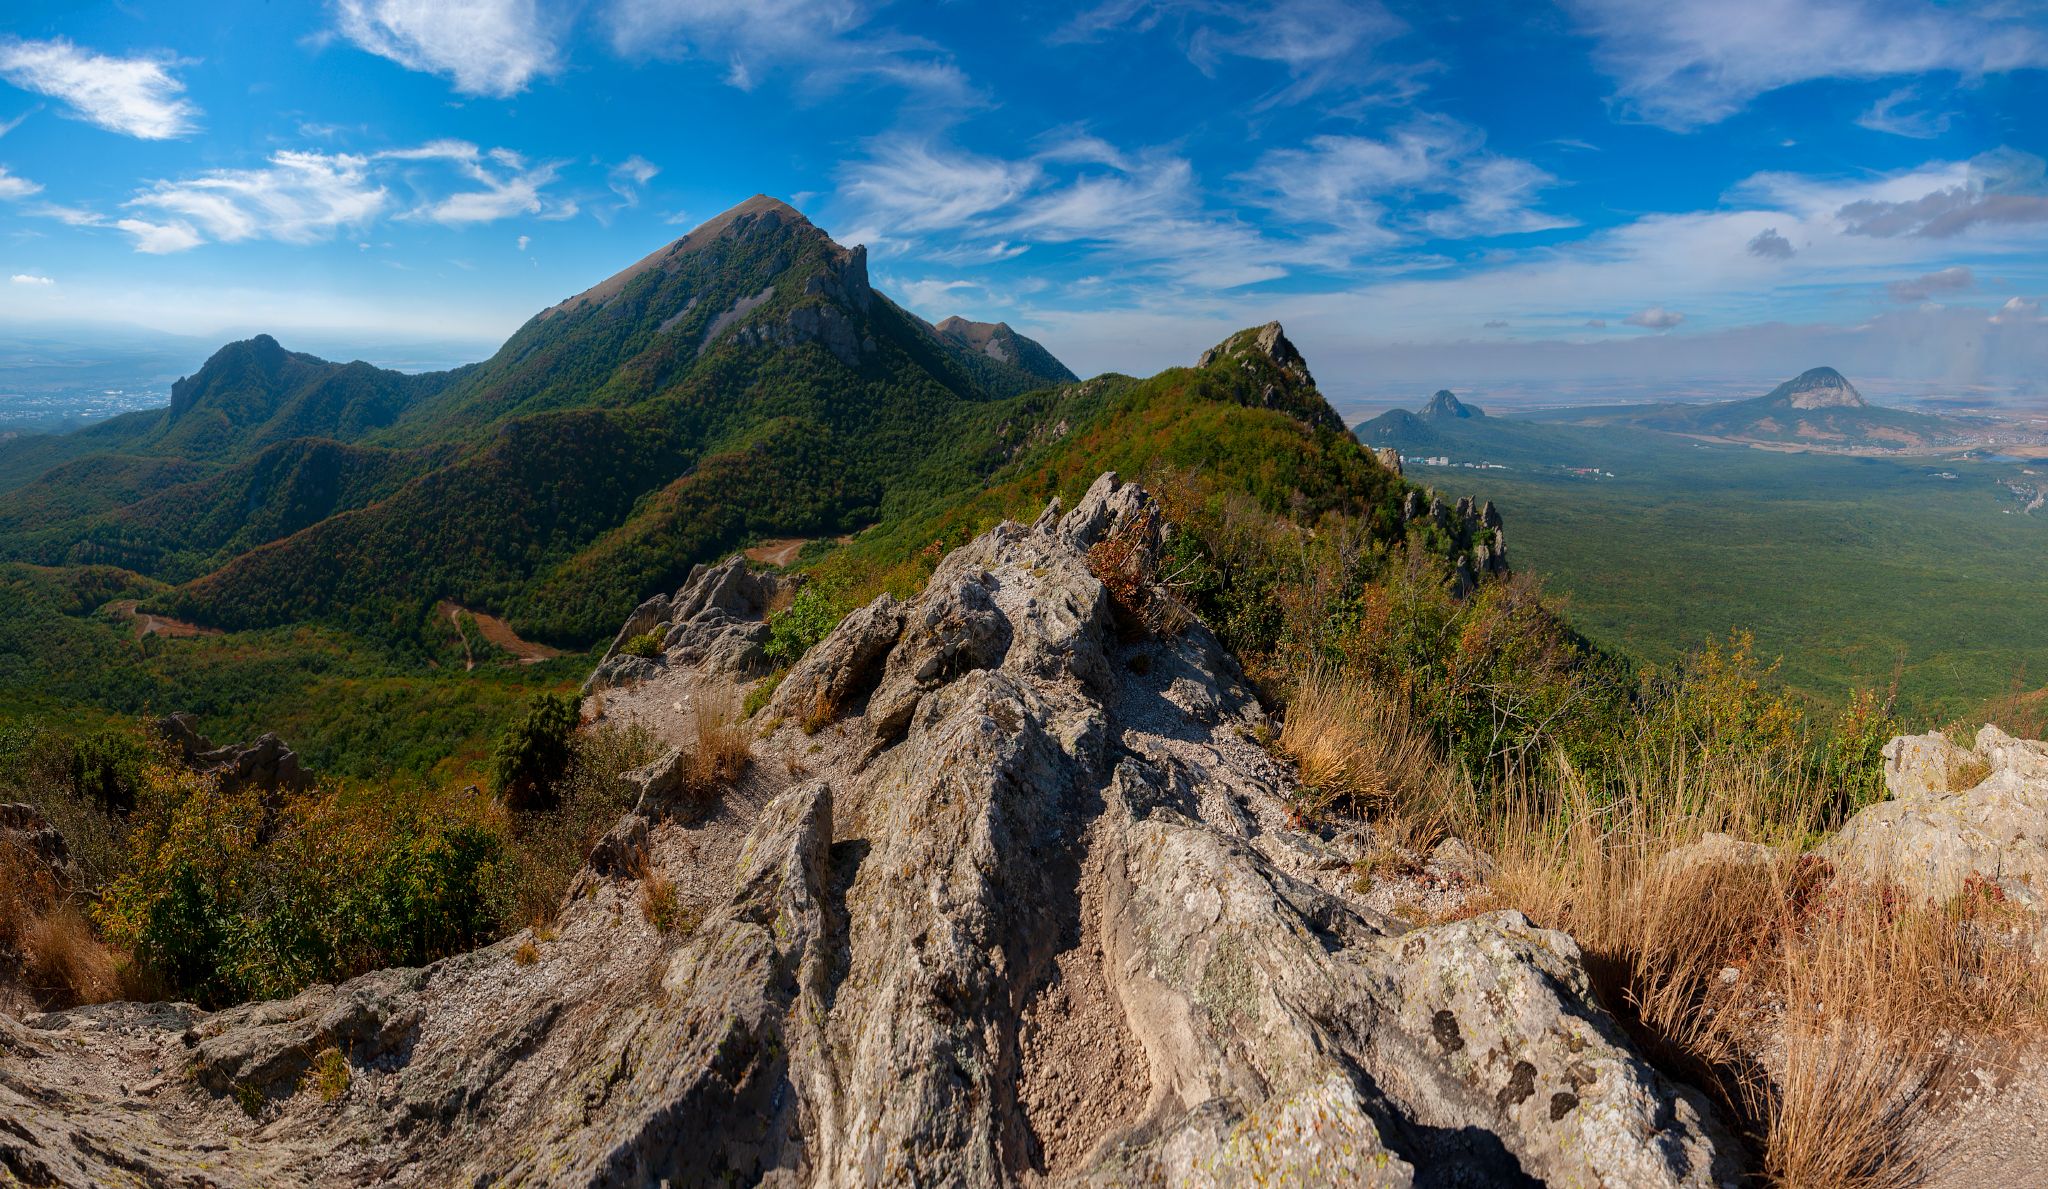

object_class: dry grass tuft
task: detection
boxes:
[680,695,750,797]
[0,836,124,1008]
[1277,665,1449,826]
[512,939,540,967]
[308,1046,350,1103]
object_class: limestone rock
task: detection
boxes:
[0,802,69,875]
[1828,724,2048,905]
[155,713,308,795]
[586,557,787,694]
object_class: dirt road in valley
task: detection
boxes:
[439,601,565,668]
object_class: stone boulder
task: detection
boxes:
[1828,724,2048,906]
[584,557,789,695]
[154,713,307,795]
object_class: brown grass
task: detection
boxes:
[1277,665,1451,827]
[680,695,750,798]
[1308,665,2048,1185]
[0,837,124,1008]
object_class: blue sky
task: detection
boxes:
[1,0,2045,407]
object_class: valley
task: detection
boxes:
[1360,379,2048,716]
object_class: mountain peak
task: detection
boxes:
[1764,366,1865,410]
[1423,390,1484,419]
[927,315,1078,388]
[541,194,837,320]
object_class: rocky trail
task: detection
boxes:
[6,475,1749,1186]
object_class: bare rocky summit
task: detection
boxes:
[0,474,1741,1187]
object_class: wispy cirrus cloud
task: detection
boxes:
[1856,86,1955,139]
[118,150,387,253]
[70,139,572,253]
[381,139,570,224]
[1056,0,1419,108]
[0,37,198,139]
[331,0,563,98]
[602,0,972,98]
[1241,117,1573,243]
[837,120,1570,299]
[1563,0,2048,129]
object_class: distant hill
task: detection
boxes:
[928,315,1077,394]
[0,195,1085,645]
[1526,366,1973,450]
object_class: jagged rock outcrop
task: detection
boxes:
[1194,322,1348,435]
[584,557,789,695]
[0,474,1739,1187]
[153,712,308,795]
[0,802,69,878]
[1398,490,1509,593]
[1827,724,2048,906]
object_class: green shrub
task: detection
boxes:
[618,632,662,659]
[742,670,786,719]
[96,761,513,1007]
[492,692,580,810]
[764,586,846,666]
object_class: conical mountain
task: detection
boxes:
[1758,366,1865,410]
[0,196,1083,644]
[1423,390,1484,419]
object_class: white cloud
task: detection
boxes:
[379,139,566,224]
[838,138,1041,241]
[1886,265,1973,302]
[603,0,970,98]
[0,164,39,199]
[94,139,570,252]
[1989,296,2044,325]
[0,37,198,139]
[607,154,659,205]
[1624,305,1685,329]
[115,218,205,254]
[333,0,561,97]
[1832,148,2048,238]
[1241,119,1572,242]
[837,121,1569,298]
[1564,0,2048,128]
[516,234,530,251]
[10,273,52,285]
[121,150,387,252]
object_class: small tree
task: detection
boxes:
[493,692,579,811]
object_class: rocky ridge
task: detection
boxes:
[0,474,1737,1187]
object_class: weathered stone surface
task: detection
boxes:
[1,472,1740,1187]
[765,591,903,724]
[155,712,308,795]
[1829,724,2048,906]
[0,802,69,875]
[586,557,787,694]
